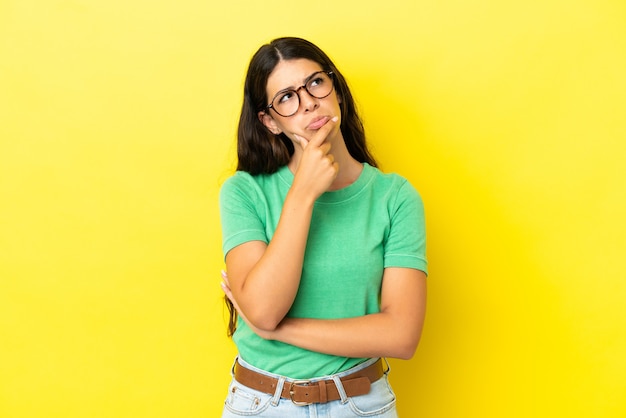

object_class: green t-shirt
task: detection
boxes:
[219,163,427,378]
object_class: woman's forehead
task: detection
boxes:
[266,59,323,92]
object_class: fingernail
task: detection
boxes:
[293,134,302,141]
[221,270,227,278]
[331,116,338,122]
[220,281,227,290]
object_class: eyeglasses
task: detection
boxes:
[265,71,334,117]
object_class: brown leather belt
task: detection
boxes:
[233,359,385,405]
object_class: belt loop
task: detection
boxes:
[331,375,349,404]
[382,357,391,375]
[318,380,327,403]
[271,376,286,406]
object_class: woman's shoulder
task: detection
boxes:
[220,170,253,195]
[364,165,423,208]
[220,167,290,197]
[366,164,416,192]
[222,169,271,187]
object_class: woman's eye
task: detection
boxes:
[309,77,324,88]
[278,92,294,103]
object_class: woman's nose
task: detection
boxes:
[298,88,319,112]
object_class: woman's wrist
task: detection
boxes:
[285,185,317,209]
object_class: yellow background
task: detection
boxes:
[1,0,625,416]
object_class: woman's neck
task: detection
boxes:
[327,156,363,191]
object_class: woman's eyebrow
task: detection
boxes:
[274,71,320,94]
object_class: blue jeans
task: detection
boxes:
[221,357,398,417]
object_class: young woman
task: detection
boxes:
[219,37,427,417]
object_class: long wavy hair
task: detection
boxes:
[226,37,378,336]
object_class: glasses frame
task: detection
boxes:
[265,70,335,117]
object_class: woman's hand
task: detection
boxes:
[290,116,339,201]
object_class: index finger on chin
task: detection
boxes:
[308,116,339,147]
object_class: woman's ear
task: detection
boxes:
[258,111,282,135]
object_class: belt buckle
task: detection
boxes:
[288,380,313,406]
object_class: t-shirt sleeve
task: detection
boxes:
[219,173,269,258]
[383,179,428,274]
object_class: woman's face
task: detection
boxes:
[258,58,342,143]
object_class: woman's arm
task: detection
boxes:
[222,267,427,360]
[224,119,339,332]
[224,201,310,332]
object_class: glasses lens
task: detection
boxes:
[306,72,333,99]
[272,90,299,117]
[271,72,334,117]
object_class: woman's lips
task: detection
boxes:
[307,116,330,130]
